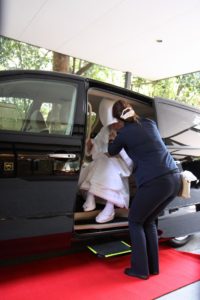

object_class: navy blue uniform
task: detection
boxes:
[108,118,181,277]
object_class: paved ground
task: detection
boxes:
[176,232,200,254]
[157,232,200,300]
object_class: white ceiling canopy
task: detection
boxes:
[1,0,200,81]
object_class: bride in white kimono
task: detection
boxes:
[78,99,133,223]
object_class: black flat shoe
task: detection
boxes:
[150,271,159,275]
[124,268,149,280]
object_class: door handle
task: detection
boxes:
[49,154,76,159]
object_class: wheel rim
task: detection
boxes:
[173,236,189,241]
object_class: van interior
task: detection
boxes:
[74,88,200,237]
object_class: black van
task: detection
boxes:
[0,70,200,259]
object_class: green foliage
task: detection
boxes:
[132,74,200,108]
[84,64,124,86]
[0,36,200,108]
[70,57,125,87]
[0,36,52,70]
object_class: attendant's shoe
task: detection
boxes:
[82,193,96,211]
[124,268,149,280]
[150,271,159,275]
[95,211,115,223]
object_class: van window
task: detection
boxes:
[155,101,200,146]
[0,79,78,135]
[0,101,27,130]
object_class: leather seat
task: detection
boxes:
[28,110,48,133]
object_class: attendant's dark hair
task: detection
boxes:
[112,100,140,123]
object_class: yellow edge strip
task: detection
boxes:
[87,246,98,254]
[121,241,131,247]
[87,241,132,257]
[105,250,131,258]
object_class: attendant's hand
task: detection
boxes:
[105,152,121,159]
[104,152,110,157]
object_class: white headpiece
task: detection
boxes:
[120,107,135,120]
[99,98,118,126]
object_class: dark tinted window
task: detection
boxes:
[0,79,78,135]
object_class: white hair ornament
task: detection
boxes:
[120,107,135,120]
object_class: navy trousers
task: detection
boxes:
[128,172,181,276]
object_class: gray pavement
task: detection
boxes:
[156,232,200,300]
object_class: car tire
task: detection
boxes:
[168,235,193,248]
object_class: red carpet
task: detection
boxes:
[0,245,200,300]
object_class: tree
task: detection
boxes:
[1,36,200,108]
[132,74,200,108]
[52,52,70,73]
[0,36,52,70]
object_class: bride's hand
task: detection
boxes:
[86,138,93,152]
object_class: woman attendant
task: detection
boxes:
[108,100,181,279]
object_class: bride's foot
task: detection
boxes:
[83,193,96,211]
[95,201,115,223]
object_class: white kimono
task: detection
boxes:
[78,126,133,208]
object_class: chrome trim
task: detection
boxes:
[49,153,76,159]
